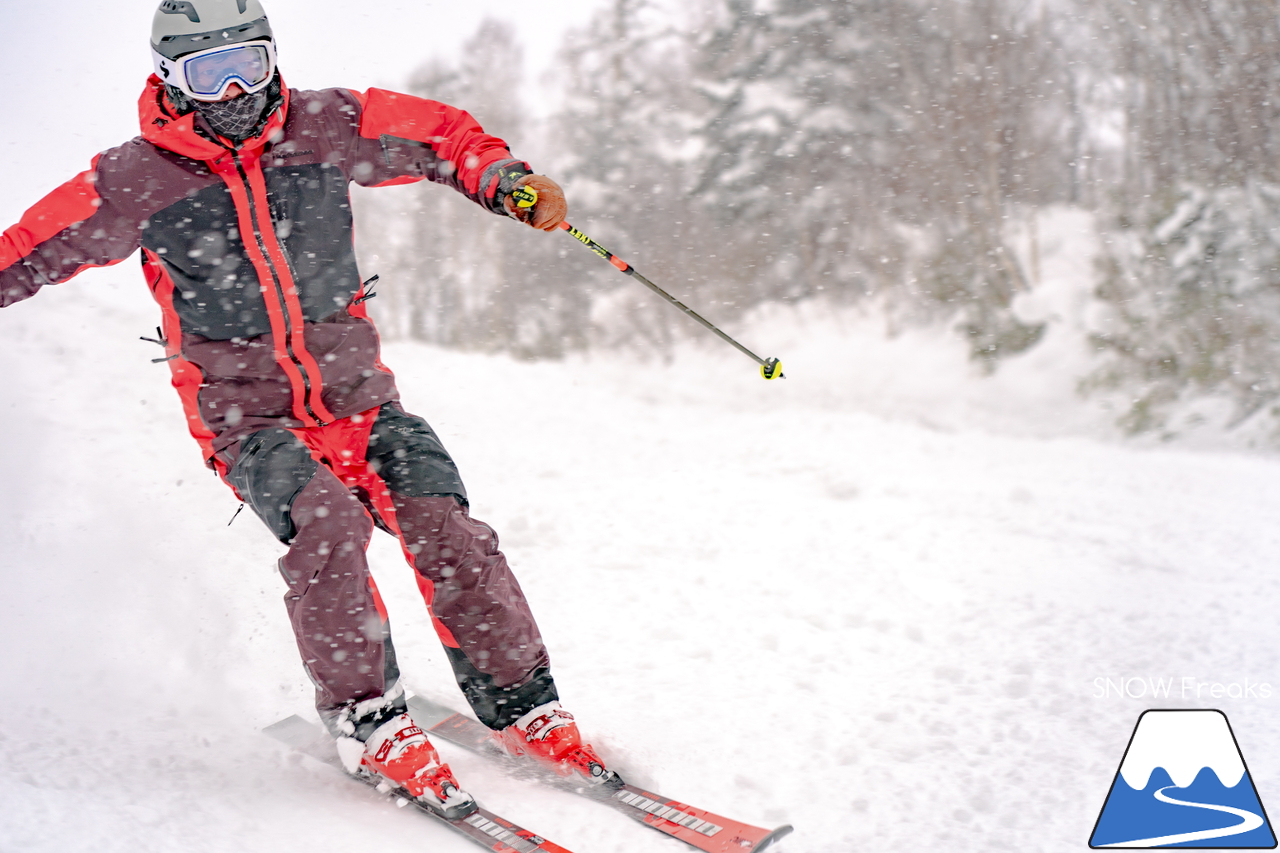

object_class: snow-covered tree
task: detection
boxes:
[688,0,1079,362]
[1090,1,1280,434]
[357,20,590,358]
[546,0,704,354]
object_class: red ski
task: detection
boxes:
[406,695,794,853]
[264,714,576,853]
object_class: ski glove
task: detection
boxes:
[504,175,568,232]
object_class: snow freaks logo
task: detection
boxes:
[1093,677,1274,701]
[1089,710,1277,848]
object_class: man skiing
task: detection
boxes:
[0,0,613,819]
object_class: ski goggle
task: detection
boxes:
[153,41,276,102]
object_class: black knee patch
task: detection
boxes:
[444,646,559,730]
[367,403,468,504]
[228,429,318,543]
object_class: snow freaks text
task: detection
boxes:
[1093,677,1274,701]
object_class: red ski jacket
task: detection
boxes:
[0,76,529,475]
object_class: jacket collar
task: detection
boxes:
[138,74,291,161]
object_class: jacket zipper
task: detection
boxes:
[233,152,324,426]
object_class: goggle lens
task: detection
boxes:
[184,44,271,98]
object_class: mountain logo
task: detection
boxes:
[1090,709,1276,848]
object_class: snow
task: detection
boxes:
[2,214,1280,852]
[1118,711,1245,790]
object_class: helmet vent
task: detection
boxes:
[158,1,201,24]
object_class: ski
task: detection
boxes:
[264,714,576,853]
[405,695,794,853]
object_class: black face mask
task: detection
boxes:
[195,89,272,141]
[167,72,283,144]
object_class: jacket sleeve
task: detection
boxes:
[0,153,142,308]
[346,87,532,215]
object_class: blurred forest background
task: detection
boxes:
[354,0,1280,439]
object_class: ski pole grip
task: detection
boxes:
[512,186,539,209]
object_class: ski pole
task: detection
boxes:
[512,187,785,380]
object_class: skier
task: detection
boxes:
[0,0,614,819]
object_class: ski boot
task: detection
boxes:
[495,701,623,790]
[348,712,477,819]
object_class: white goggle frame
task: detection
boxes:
[152,40,276,103]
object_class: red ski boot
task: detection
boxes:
[495,702,622,789]
[355,713,477,819]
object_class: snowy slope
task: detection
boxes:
[3,258,1280,853]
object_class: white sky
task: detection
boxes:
[0,0,606,219]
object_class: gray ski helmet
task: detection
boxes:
[151,0,274,62]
